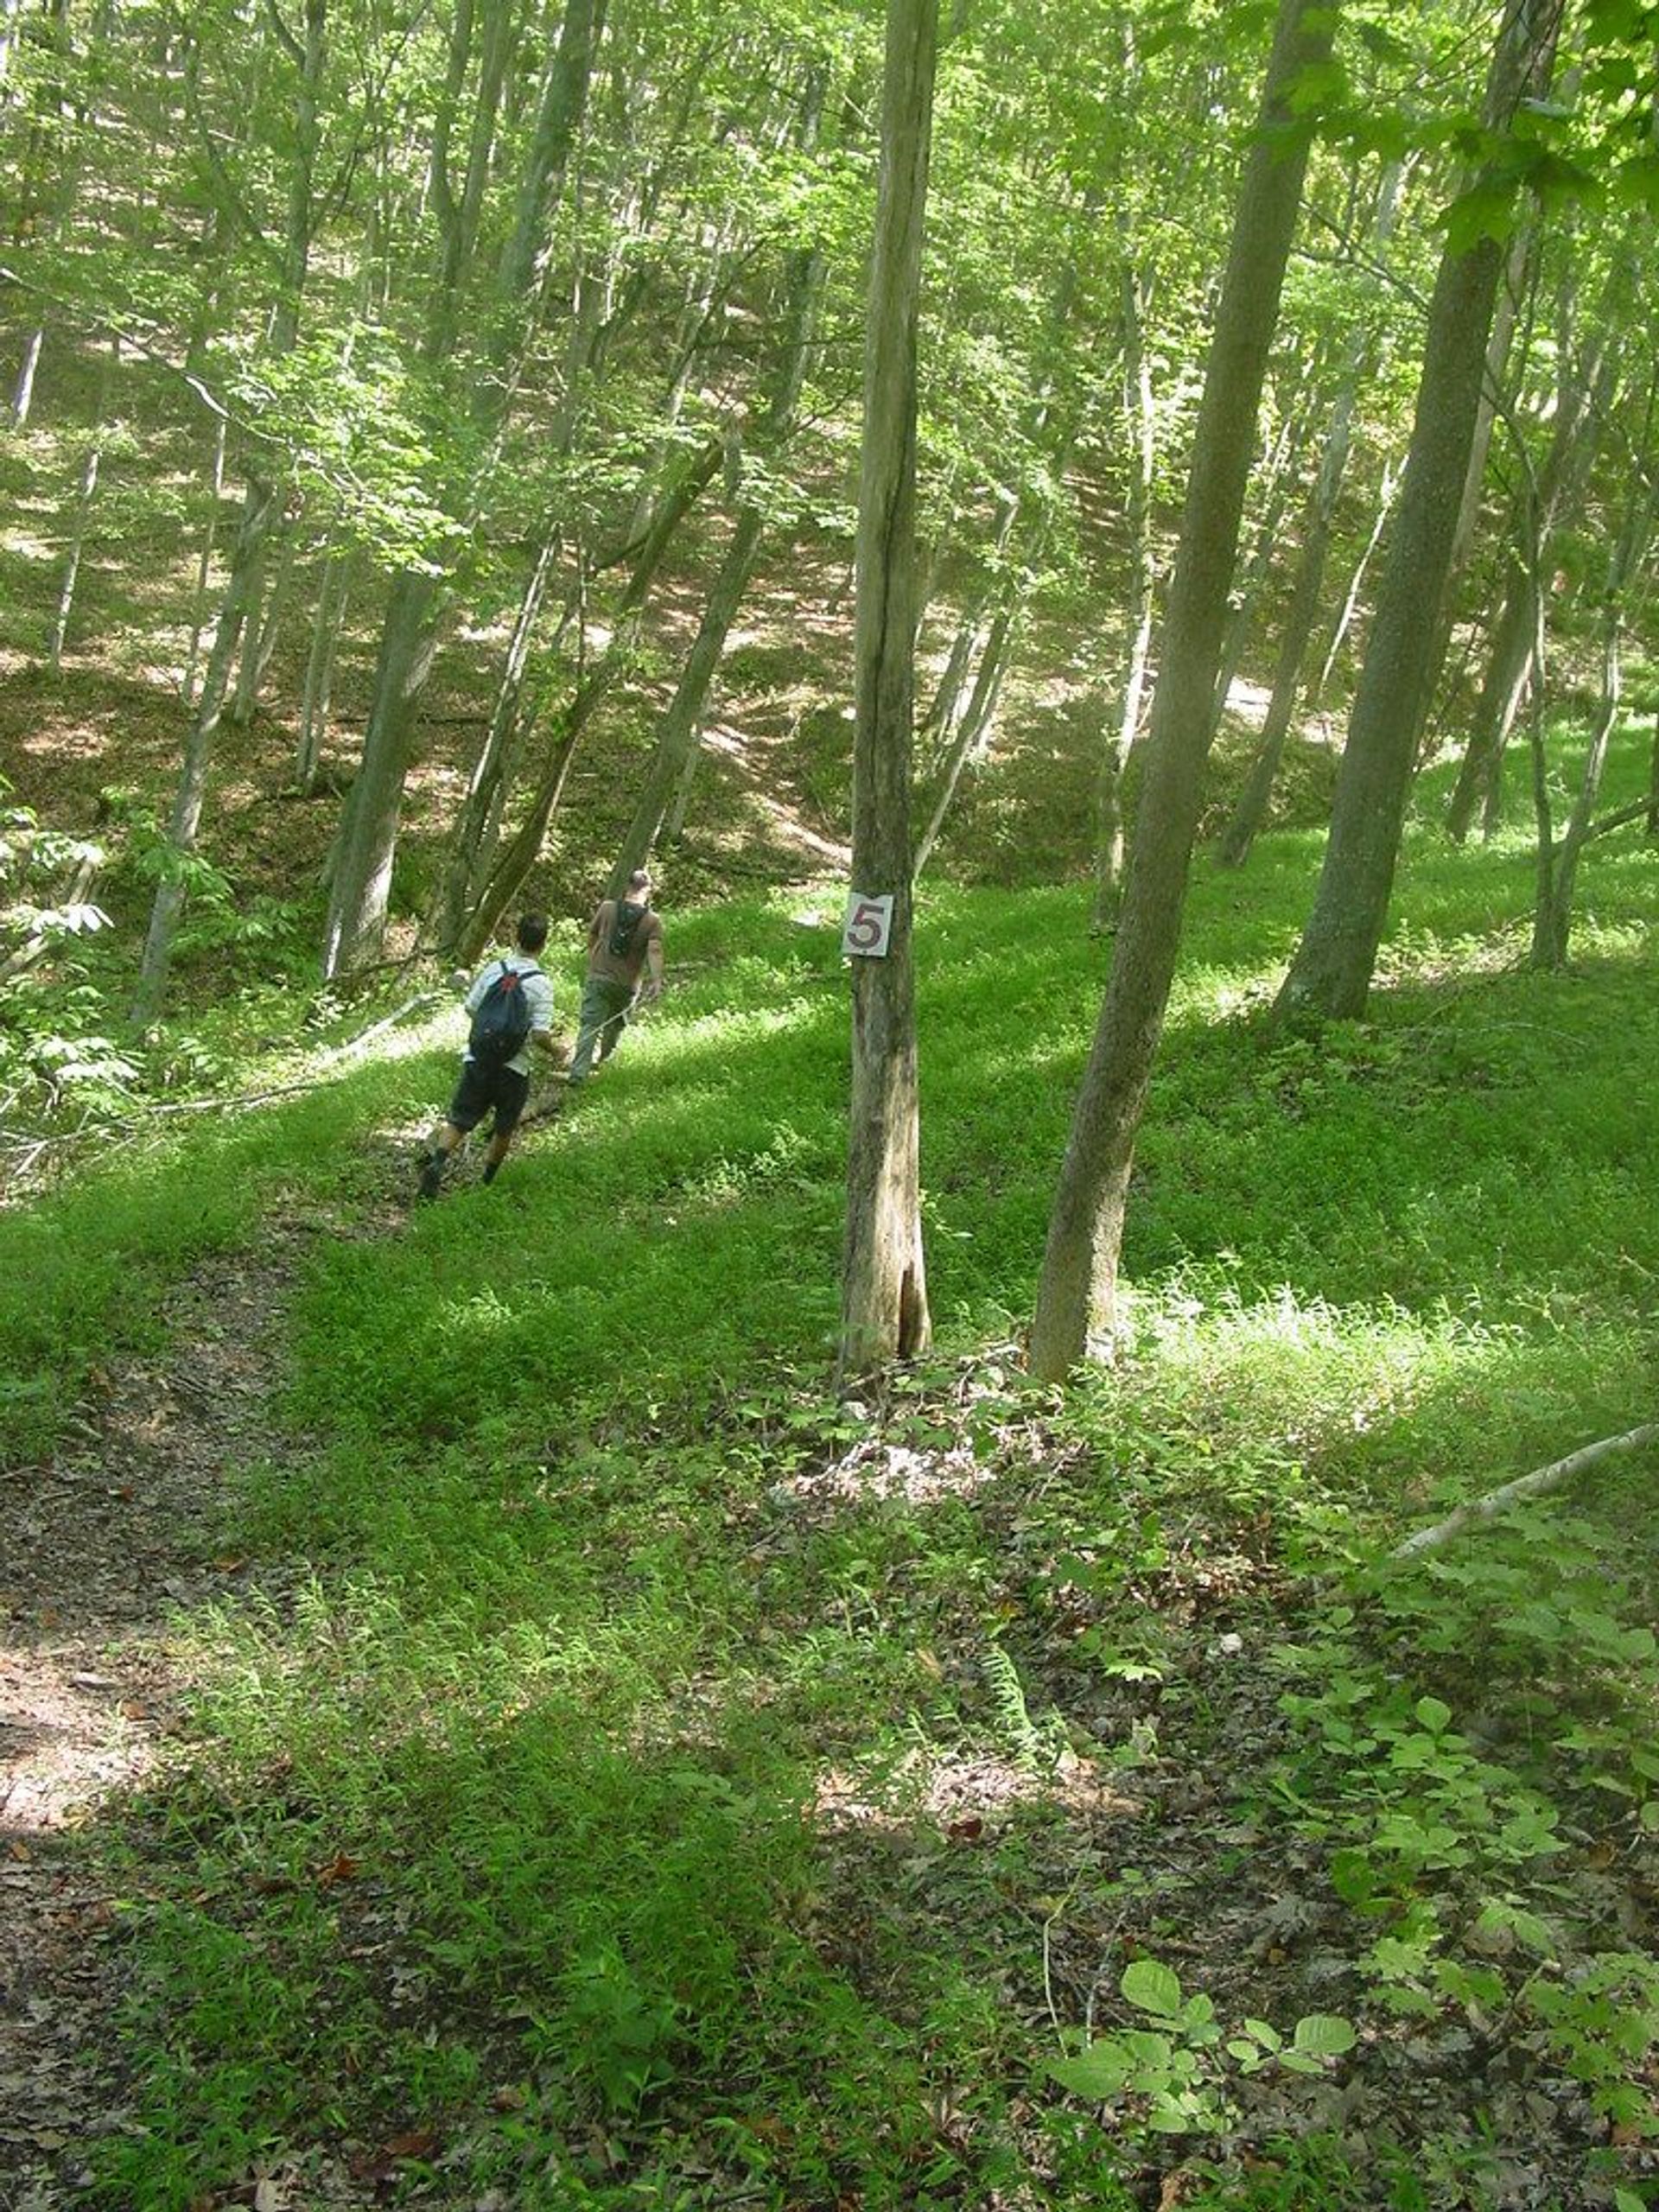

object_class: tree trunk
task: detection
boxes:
[322,0,599,974]
[296,546,353,794]
[1275,0,1564,1024]
[1208,379,1314,732]
[453,430,724,959]
[839,0,937,1378]
[10,326,43,427]
[1092,256,1157,927]
[431,528,563,953]
[1217,161,1406,868]
[1412,220,1537,752]
[1029,0,1333,1382]
[1310,454,1399,709]
[135,0,325,1014]
[232,526,295,725]
[182,412,230,708]
[46,434,101,669]
[912,607,1013,881]
[607,504,766,896]
[323,567,443,975]
[1531,404,1656,968]
[1446,274,1624,842]
[607,66,830,899]
[132,478,282,1019]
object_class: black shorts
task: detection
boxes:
[446,1058,531,1137]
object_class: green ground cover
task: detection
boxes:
[2,797,1656,2210]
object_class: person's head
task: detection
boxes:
[626,869,652,904]
[516,912,550,954]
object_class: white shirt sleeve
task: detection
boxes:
[524,967,556,1033]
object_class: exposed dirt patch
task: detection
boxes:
[0,1238,315,2208]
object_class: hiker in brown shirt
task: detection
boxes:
[568,868,664,1090]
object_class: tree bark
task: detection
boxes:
[1028,0,1332,1381]
[1446,269,1624,842]
[1531,401,1656,968]
[839,0,938,1378]
[323,0,599,975]
[1093,256,1157,927]
[1275,0,1564,1024]
[1217,160,1406,868]
[132,478,282,1019]
[454,435,724,958]
[296,545,353,794]
[606,65,830,899]
[1392,1424,1658,1559]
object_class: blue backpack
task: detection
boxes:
[468,960,540,1066]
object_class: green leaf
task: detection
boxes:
[1242,2017,1282,2052]
[1292,2013,1357,2056]
[1278,2049,1325,2075]
[1414,1695,1452,1735]
[1046,2043,1133,2100]
[1121,1959,1183,2018]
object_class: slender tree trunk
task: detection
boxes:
[10,326,43,426]
[323,567,444,974]
[607,67,830,899]
[46,410,106,670]
[1310,454,1399,708]
[1209,382,1314,731]
[232,527,294,725]
[839,0,937,1377]
[132,479,282,1019]
[323,0,599,975]
[663,726,702,842]
[431,529,563,951]
[1414,219,1536,757]
[1275,0,1564,1023]
[182,413,230,707]
[1648,705,1659,842]
[455,435,723,958]
[136,0,325,1014]
[607,505,766,895]
[1091,256,1156,925]
[1217,162,1406,868]
[296,546,353,794]
[1532,400,1656,967]
[1447,273,1624,842]
[912,607,1012,880]
[1029,0,1333,1381]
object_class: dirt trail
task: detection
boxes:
[0,1239,308,2209]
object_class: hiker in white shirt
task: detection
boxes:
[420,913,562,1197]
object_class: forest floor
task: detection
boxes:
[3,1128,1657,2210]
[0,1233,321,2207]
[0,1115,427,2211]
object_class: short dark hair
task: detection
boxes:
[517,912,550,952]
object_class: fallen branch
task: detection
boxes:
[1392,1422,1659,1559]
[315,990,445,1063]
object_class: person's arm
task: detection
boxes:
[587,904,606,957]
[639,925,664,1001]
[528,974,566,1065]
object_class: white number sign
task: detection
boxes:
[842,891,895,958]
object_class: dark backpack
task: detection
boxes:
[607,899,649,961]
[468,960,540,1065]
